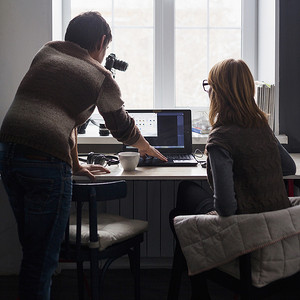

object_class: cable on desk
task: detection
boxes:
[193,148,207,168]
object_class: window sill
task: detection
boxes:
[77,127,288,145]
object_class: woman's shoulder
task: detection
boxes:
[209,124,241,138]
[210,124,272,137]
[207,125,272,153]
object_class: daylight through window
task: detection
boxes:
[68,0,242,110]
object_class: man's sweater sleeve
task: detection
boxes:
[100,107,141,145]
[95,69,141,145]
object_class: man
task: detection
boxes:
[0,11,166,299]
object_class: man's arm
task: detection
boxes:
[71,128,110,180]
[101,107,167,161]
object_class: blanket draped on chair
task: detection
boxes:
[174,198,300,287]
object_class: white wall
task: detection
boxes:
[0,0,52,124]
[0,0,52,275]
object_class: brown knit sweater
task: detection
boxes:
[206,125,291,214]
[0,41,141,166]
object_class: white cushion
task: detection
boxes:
[69,212,148,251]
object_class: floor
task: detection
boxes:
[1,268,299,300]
[0,268,235,300]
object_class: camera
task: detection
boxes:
[105,53,128,72]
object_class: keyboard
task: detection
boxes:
[138,154,198,167]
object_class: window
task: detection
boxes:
[175,0,242,108]
[56,0,256,110]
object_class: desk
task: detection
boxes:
[72,153,300,265]
[73,153,300,181]
[2,155,300,272]
[73,163,207,181]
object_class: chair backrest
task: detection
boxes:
[72,180,127,203]
[174,204,300,288]
[63,180,127,257]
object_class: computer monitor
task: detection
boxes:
[125,109,193,154]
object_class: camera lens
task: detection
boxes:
[104,53,128,72]
[113,59,128,72]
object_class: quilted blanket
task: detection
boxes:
[174,198,300,287]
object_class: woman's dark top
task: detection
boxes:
[206,125,295,216]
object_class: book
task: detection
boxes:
[254,81,275,131]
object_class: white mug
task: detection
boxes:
[118,152,140,171]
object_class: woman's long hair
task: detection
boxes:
[208,59,268,129]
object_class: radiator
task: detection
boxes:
[105,180,204,259]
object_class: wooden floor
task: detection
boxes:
[1,268,299,300]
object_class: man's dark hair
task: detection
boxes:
[65,11,112,52]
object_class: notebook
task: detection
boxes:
[123,109,198,167]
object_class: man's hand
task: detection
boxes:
[131,136,167,161]
[139,145,168,161]
[73,164,110,181]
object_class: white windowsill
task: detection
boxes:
[77,125,288,145]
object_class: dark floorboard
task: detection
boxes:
[1,268,300,300]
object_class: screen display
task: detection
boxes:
[130,111,185,149]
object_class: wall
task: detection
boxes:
[279,0,300,152]
[0,0,52,275]
[0,0,52,123]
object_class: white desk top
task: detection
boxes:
[73,153,300,181]
[73,163,208,181]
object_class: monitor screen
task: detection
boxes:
[130,111,184,149]
[125,109,192,154]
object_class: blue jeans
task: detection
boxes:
[0,142,72,300]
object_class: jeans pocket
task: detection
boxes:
[16,173,56,214]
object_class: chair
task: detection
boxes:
[59,180,148,300]
[170,203,300,300]
[189,252,300,300]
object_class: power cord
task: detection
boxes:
[193,148,207,168]
[89,118,99,127]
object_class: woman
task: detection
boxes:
[0,12,166,300]
[168,58,296,299]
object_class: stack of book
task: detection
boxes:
[255,81,275,131]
